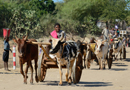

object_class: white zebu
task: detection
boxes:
[94,39,109,69]
[113,38,123,60]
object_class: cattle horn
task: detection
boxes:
[94,40,97,43]
[15,33,19,41]
[24,32,28,40]
[82,37,85,42]
[102,40,106,44]
[70,32,75,41]
[60,32,64,41]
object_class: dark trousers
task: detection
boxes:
[3,51,9,62]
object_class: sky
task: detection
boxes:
[53,0,63,3]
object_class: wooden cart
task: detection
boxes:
[34,43,83,84]
[107,42,126,69]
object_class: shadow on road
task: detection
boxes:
[38,81,113,87]
[114,64,128,67]
[113,63,128,67]
[77,81,112,87]
[90,68,127,71]
[125,58,130,62]
[110,68,127,71]
[0,72,21,74]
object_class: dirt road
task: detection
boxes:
[0,41,130,90]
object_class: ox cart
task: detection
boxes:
[110,38,126,60]
[108,37,126,69]
[31,42,83,84]
[86,42,113,69]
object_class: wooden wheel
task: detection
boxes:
[73,52,83,84]
[85,51,91,69]
[107,49,113,69]
[40,58,47,82]
[123,45,126,59]
[38,51,47,82]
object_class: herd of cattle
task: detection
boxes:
[13,32,126,85]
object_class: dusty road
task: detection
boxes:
[0,41,130,90]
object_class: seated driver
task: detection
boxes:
[50,23,66,41]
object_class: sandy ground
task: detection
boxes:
[0,40,130,90]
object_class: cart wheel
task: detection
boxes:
[40,59,47,82]
[85,51,91,69]
[123,46,126,59]
[38,51,47,82]
[73,52,83,84]
[107,49,113,69]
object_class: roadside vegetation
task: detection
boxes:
[0,0,130,39]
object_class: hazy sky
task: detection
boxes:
[53,0,63,2]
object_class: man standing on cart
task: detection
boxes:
[102,26,109,41]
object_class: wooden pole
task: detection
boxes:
[40,46,57,64]
[26,41,51,45]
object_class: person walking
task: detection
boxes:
[3,37,12,71]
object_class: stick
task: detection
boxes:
[40,46,57,64]
[26,41,51,45]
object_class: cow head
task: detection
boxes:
[13,35,29,58]
[95,39,105,53]
[49,32,65,54]
[76,40,87,55]
[113,38,120,49]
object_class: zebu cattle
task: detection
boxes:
[49,33,81,85]
[85,37,98,69]
[113,38,123,60]
[76,40,87,68]
[13,35,38,84]
[66,33,87,68]
[94,39,108,69]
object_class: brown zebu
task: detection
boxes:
[13,35,38,84]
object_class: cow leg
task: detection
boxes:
[19,61,25,81]
[30,61,33,84]
[57,62,63,85]
[87,59,91,69]
[65,62,69,82]
[83,53,86,68]
[97,57,101,69]
[115,53,118,61]
[24,62,30,84]
[120,49,122,60]
[65,70,69,82]
[68,67,72,85]
[100,59,103,69]
[103,55,106,69]
[86,51,91,69]
[34,59,38,83]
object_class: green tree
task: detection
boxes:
[29,0,55,17]
[0,1,12,36]
[60,0,130,34]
